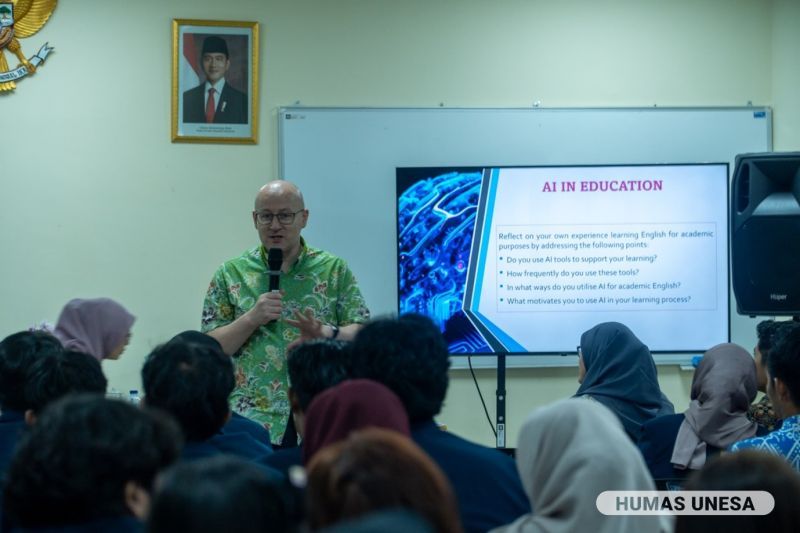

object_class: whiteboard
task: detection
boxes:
[278,106,772,367]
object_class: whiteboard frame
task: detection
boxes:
[278,106,773,368]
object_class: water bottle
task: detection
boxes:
[129,389,141,406]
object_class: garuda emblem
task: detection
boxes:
[0,0,56,91]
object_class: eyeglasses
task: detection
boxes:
[254,209,304,226]
[576,345,582,356]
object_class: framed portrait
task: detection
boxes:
[172,19,259,144]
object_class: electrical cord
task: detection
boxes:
[468,355,496,437]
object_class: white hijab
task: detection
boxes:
[491,399,669,533]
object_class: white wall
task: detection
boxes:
[2,0,797,446]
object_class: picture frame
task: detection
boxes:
[171,19,259,144]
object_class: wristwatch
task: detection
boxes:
[329,324,340,339]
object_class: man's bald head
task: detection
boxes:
[252,180,309,262]
[254,180,305,210]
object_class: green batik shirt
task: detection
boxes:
[201,239,370,443]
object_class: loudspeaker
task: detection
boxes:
[731,152,800,316]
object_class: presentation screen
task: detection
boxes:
[397,164,730,355]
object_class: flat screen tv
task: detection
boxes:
[397,164,730,355]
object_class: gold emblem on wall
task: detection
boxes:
[0,0,56,92]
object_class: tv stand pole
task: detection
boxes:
[496,353,506,448]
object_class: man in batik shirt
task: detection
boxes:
[202,180,369,445]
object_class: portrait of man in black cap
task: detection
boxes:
[183,35,248,124]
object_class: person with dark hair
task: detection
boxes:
[350,314,529,533]
[747,320,794,431]
[264,338,351,473]
[307,428,462,533]
[170,330,272,445]
[202,180,370,447]
[575,321,674,440]
[638,343,767,485]
[23,348,108,420]
[148,455,302,533]
[53,297,135,361]
[182,35,248,124]
[0,330,63,473]
[302,379,410,464]
[731,322,800,470]
[3,394,182,530]
[675,450,800,533]
[141,336,273,462]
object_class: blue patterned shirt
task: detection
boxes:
[730,414,800,470]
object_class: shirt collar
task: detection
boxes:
[204,78,227,94]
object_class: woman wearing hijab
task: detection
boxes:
[638,343,767,483]
[575,321,673,440]
[302,378,410,464]
[490,399,668,533]
[53,298,135,361]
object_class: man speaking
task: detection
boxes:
[201,180,370,445]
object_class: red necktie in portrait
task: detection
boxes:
[206,88,216,123]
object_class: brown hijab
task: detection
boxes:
[302,379,410,464]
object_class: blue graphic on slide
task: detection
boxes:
[463,170,527,353]
[397,170,490,353]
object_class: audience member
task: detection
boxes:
[23,348,108,421]
[148,455,302,533]
[265,339,351,473]
[676,450,800,533]
[731,322,800,470]
[3,394,182,530]
[350,314,529,533]
[639,343,764,483]
[307,428,462,533]
[53,297,135,361]
[141,336,273,462]
[170,330,272,445]
[575,321,674,440]
[747,320,793,431]
[0,331,63,473]
[490,399,668,533]
[318,510,434,533]
[302,378,410,464]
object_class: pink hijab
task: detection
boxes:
[53,298,135,361]
[671,343,759,469]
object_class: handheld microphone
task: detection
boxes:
[267,248,283,292]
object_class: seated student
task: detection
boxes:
[307,428,462,533]
[302,379,410,464]
[350,314,530,533]
[265,339,351,473]
[2,394,182,531]
[575,321,674,441]
[22,348,108,423]
[638,343,766,484]
[748,320,793,431]
[731,322,800,470]
[171,330,272,445]
[53,297,135,361]
[148,455,302,533]
[141,336,273,462]
[675,450,800,533]
[0,331,63,474]
[490,399,668,533]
